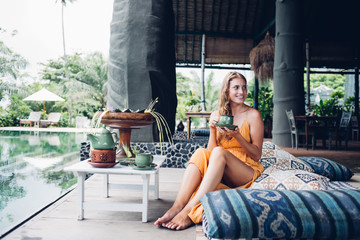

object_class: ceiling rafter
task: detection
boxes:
[232,0,240,33]
[216,0,223,32]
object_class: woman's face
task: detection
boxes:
[228,77,247,104]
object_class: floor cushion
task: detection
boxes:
[201,188,360,239]
[260,141,313,172]
[251,165,330,190]
[298,156,354,181]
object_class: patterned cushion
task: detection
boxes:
[250,166,330,190]
[298,156,354,181]
[200,189,360,239]
[260,141,313,172]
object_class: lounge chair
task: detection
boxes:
[20,112,42,127]
[76,116,90,128]
[40,112,61,128]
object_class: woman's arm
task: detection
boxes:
[207,111,220,151]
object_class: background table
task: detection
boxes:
[64,155,166,222]
[295,115,338,149]
[185,112,211,139]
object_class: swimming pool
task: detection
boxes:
[0,130,87,236]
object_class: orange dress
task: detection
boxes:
[187,117,264,224]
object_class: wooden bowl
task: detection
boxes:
[100,111,154,121]
[91,149,116,163]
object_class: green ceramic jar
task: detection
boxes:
[135,153,153,167]
[219,115,233,125]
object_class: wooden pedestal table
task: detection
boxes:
[99,112,154,159]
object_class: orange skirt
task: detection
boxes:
[187,147,262,224]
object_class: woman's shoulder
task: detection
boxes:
[246,107,262,121]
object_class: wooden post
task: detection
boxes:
[306,41,311,114]
[355,67,359,117]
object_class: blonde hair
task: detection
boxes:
[218,72,247,116]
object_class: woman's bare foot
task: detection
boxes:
[164,206,194,230]
[154,205,183,227]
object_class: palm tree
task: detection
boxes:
[56,0,76,78]
[189,71,219,111]
[57,0,75,58]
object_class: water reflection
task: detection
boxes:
[0,130,87,236]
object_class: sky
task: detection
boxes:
[0,0,253,83]
[0,0,113,78]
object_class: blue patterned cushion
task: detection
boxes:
[298,156,354,181]
[200,189,360,239]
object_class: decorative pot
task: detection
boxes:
[91,149,116,163]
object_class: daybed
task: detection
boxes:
[200,142,360,240]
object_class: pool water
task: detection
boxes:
[0,130,87,236]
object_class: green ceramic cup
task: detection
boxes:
[135,153,153,167]
[219,115,234,125]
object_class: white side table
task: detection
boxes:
[64,155,166,222]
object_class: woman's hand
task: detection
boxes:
[208,116,219,130]
[217,126,239,138]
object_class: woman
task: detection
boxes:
[154,72,264,230]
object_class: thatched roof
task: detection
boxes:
[173,0,360,69]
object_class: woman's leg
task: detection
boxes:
[154,163,202,226]
[165,147,254,230]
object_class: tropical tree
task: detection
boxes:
[305,73,345,93]
[187,71,220,112]
[308,91,345,117]
[176,73,198,121]
[204,72,220,111]
[1,95,31,126]
[0,28,27,100]
[247,80,273,121]
[40,52,107,122]
[176,71,220,127]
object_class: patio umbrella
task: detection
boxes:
[23,88,65,119]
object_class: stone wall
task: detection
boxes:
[81,140,208,168]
